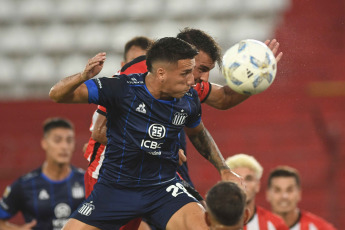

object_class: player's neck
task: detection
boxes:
[145,73,173,100]
[279,208,300,228]
[42,161,71,181]
[246,198,256,220]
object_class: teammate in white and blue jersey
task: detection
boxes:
[49,37,243,230]
[0,118,85,230]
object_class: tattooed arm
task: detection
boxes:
[184,121,244,188]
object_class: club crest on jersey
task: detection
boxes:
[136,102,146,114]
[54,203,71,218]
[172,110,188,126]
[78,201,95,216]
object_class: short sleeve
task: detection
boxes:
[84,76,129,109]
[0,181,22,219]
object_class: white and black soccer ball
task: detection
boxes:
[222,39,277,95]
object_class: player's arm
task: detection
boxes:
[204,39,283,110]
[91,112,107,145]
[184,122,244,188]
[49,52,106,103]
[205,84,250,110]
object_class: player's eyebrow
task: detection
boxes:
[199,65,210,72]
[182,69,193,75]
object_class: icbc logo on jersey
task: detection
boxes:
[141,124,166,152]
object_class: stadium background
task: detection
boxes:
[0,0,344,228]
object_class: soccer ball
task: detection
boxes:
[222,39,277,95]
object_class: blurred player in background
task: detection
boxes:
[266,166,337,230]
[205,181,249,230]
[226,154,289,230]
[0,118,85,230]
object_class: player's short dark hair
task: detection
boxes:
[43,117,74,135]
[267,166,301,188]
[146,37,198,72]
[123,36,154,61]
[206,181,246,226]
[177,27,222,69]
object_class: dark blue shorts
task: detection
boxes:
[70,179,198,230]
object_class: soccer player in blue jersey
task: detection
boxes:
[0,118,85,230]
[49,37,243,230]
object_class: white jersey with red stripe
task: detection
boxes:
[290,211,336,230]
[245,206,289,230]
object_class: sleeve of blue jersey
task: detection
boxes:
[84,79,99,104]
[0,207,12,219]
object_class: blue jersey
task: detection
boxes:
[0,167,85,230]
[85,73,201,187]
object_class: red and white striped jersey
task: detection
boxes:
[290,211,336,230]
[245,206,289,230]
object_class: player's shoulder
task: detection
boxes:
[256,206,288,228]
[183,87,199,100]
[18,167,41,183]
[301,210,336,229]
[124,73,146,86]
[71,166,86,177]
[120,55,147,75]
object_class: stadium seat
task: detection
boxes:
[20,55,56,85]
[77,24,111,54]
[126,0,163,21]
[18,0,55,24]
[93,0,126,22]
[227,18,274,44]
[109,23,148,53]
[149,21,180,39]
[204,0,242,18]
[0,57,16,85]
[57,54,88,79]
[40,24,76,55]
[56,0,92,23]
[1,26,37,56]
[165,0,201,19]
[0,0,16,24]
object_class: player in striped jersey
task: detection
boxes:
[84,36,153,199]
[0,118,85,230]
[226,154,289,230]
[266,166,337,230]
[50,37,243,230]
[89,28,283,190]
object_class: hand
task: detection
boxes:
[264,39,283,63]
[178,149,187,166]
[21,219,37,230]
[220,168,246,191]
[81,52,106,81]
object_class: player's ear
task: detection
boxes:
[204,211,212,227]
[41,138,47,151]
[156,67,166,83]
[243,207,250,225]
